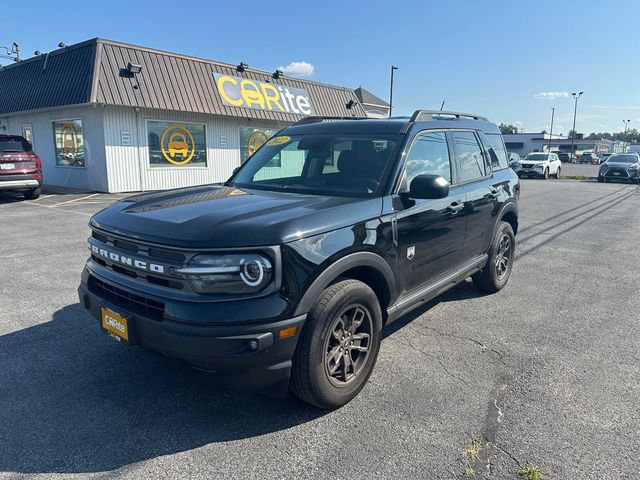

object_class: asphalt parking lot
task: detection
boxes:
[1,180,639,480]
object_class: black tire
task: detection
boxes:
[23,187,41,200]
[555,167,561,179]
[290,279,382,409]
[473,221,515,293]
[543,168,549,180]
[597,176,604,183]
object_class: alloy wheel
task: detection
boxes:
[324,304,373,387]
[495,234,512,280]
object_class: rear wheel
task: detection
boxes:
[23,187,41,200]
[555,167,561,179]
[290,279,382,409]
[473,221,515,293]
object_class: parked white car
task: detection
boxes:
[513,152,562,180]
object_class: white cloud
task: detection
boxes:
[277,61,315,77]
[534,91,569,100]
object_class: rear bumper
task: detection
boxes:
[78,267,306,396]
[0,174,41,191]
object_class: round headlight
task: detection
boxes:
[178,253,273,294]
[240,258,266,286]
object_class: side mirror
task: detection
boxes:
[407,174,450,199]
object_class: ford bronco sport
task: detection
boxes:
[78,110,520,409]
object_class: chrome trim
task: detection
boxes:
[176,266,241,274]
[0,179,39,189]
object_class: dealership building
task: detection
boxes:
[0,38,366,192]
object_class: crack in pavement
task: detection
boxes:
[393,337,469,386]
[413,324,509,368]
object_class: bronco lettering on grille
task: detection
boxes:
[91,244,166,273]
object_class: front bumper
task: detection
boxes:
[599,170,639,182]
[0,174,41,191]
[516,168,546,178]
[78,266,306,396]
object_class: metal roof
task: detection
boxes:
[0,38,366,119]
[354,87,390,108]
[0,40,96,114]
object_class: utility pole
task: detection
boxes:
[548,107,555,153]
[388,66,398,118]
[570,91,584,160]
[623,119,631,152]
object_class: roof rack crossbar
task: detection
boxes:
[292,115,367,126]
[409,110,488,122]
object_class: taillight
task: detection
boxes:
[33,154,42,172]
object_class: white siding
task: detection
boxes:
[3,106,108,191]
[103,106,289,193]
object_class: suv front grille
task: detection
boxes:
[90,229,186,290]
[605,167,629,178]
[88,274,165,321]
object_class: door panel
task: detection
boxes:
[395,186,467,293]
[394,130,467,294]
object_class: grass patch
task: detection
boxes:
[464,466,475,478]
[519,466,544,480]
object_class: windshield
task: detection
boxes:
[607,154,638,164]
[229,133,400,197]
[524,153,548,161]
[0,137,30,153]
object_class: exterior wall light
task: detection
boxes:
[273,69,283,79]
[236,62,249,72]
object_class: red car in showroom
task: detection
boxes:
[0,135,42,199]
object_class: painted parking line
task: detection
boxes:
[51,193,101,206]
[20,201,93,217]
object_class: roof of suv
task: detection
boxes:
[282,110,501,136]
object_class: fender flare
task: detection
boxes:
[494,201,519,237]
[293,251,397,316]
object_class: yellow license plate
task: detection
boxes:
[101,307,129,342]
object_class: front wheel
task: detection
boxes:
[543,168,549,180]
[290,279,382,409]
[473,221,515,293]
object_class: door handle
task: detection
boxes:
[488,187,501,199]
[447,201,464,214]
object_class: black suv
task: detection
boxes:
[78,110,520,409]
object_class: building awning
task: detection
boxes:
[0,38,366,120]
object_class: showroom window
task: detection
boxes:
[239,127,281,166]
[53,119,85,167]
[147,121,207,168]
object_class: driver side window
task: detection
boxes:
[401,131,451,192]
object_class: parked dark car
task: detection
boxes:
[78,110,520,409]
[578,152,600,165]
[598,153,640,183]
[557,153,571,163]
[0,135,42,199]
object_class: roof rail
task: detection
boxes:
[409,110,488,122]
[292,115,367,126]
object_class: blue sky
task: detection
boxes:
[2,0,639,134]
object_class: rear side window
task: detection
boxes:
[451,131,487,183]
[0,136,30,153]
[401,131,451,191]
[484,133,509,170]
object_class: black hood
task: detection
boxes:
[90,185,383,248]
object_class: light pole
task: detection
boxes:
[570,91,583,160]
[548,107,555,153]
[388,66,398,118]
[623,119,631,152]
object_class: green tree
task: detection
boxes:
[499,123,519,134]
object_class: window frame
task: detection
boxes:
[393,128,457,194]
[51,117,86,169]
[145,119,208,170]
[447,129,492,185]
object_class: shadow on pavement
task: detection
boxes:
[0,304,324,475]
